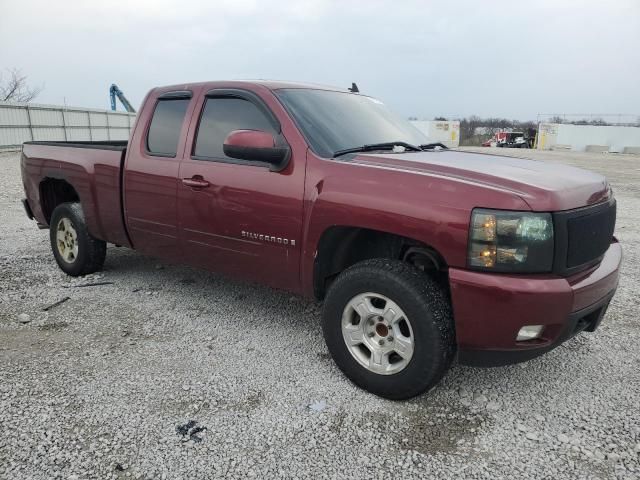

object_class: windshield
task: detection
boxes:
[275,88,429,158]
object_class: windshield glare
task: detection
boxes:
[275,88,428,158]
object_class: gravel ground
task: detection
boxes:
[1,148,639,479]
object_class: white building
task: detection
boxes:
[537,123,640,153]
[411,120,460,148]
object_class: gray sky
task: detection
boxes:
[1,0,638,120]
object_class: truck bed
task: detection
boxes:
[21,140,132,248]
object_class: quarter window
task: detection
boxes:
[147,98,190,156]
[194,97,276,159]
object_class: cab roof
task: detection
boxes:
[153,80,349,94]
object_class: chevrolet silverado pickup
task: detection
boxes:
[20,81,621,399]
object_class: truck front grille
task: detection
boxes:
[566,203,616,268]
[552,199,616,275]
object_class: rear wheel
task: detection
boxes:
[322,259,455,400]
[50,202,106,276]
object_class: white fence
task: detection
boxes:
[410,120,460,148]
[537,123,640,153]
[0,101,136,150]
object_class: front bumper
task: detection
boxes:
[450,239,621,367]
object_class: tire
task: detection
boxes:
[322,259,455,400]
[49,202,106,276]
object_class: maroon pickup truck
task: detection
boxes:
[20,81,621,399]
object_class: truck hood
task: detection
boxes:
[350,150,610,211]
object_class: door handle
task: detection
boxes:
[182,177,210,189]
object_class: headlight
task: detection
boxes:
[468,209,554,272]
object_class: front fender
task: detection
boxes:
[300,158,531,297]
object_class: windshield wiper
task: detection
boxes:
[333,141,422,158]
[419,142,448,150]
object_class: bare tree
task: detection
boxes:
[0,68,43,102]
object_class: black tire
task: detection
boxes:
[49,202,106,276]
[322,259,455,400]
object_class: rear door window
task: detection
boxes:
[194,97,276,160]
[147,98,190,156]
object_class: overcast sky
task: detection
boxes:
[1,0,638,120]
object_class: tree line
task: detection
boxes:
[455,116,537,146]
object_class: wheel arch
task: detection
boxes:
[39,178,80,224]
[313,225,448,300]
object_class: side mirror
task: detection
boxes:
[223,130,290,172]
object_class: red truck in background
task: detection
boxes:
[482,129,537,148]
[20,81,621,399]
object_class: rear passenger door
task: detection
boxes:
[177,89,304,292]
[124,91,194,262]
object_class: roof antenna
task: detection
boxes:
[348,82,359,93]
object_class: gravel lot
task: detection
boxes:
[1,147,638,479]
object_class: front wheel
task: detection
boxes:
[50,202,106,276]
[322,259,455,400]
